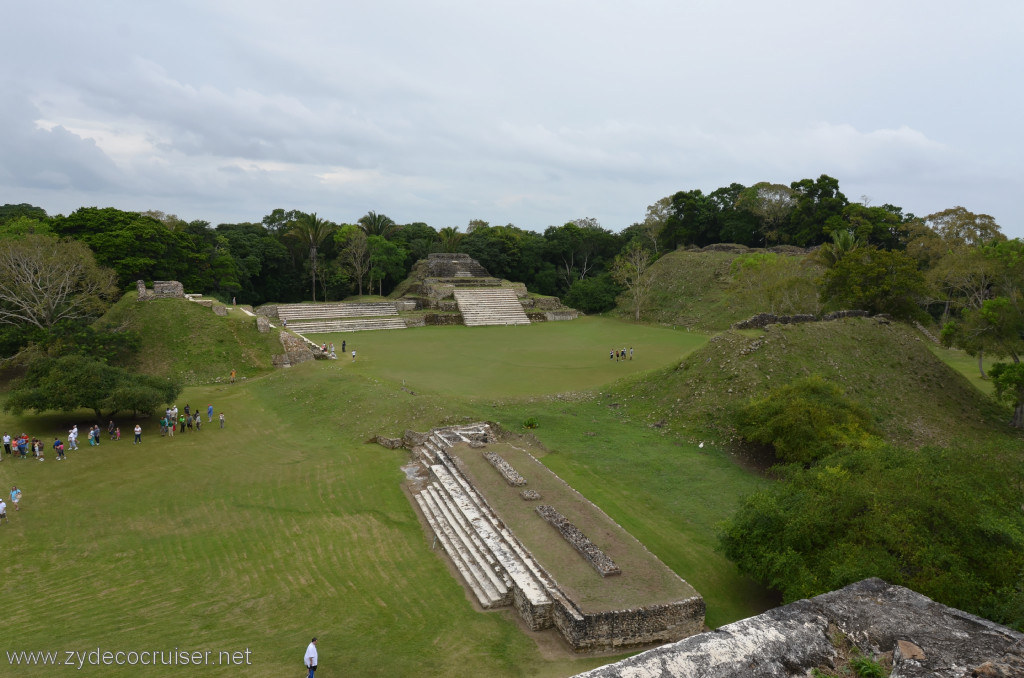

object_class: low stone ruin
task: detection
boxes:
[395,423,704,652]
[483,451,527,486]
[136,279,185,300]
[536,505,621,577]
[733,309,870,330]
[573,577,1024,678]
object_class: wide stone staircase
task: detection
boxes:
[278,302,405,333]
[409,425,581,631]
[453,289,531,327]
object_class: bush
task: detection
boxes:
[736,375,877,464]
[563,274,622,314]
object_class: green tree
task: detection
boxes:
[814,229,864,268]
[336,226,371,296]
[358,211,399,239]
[563,273,621,314]
[5,354,181,418]
[820,246,926,319]
[788,174,849,246]
[660,190,716,249]
[735,182,797,246]
[923,206,1005,248]
[290,212,336,301]
[367,235,407,296]
[611,240,655,321]
[719,442,1024,628]
[0,234,117,330]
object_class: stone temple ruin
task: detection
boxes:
[389,423,705,652]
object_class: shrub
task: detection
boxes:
[736,375,877,464]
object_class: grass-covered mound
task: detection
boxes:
[99,292,282,385]
[624,248,822,332]
[618,316,1013,448]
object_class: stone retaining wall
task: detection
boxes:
[733,309,870,330]
[424,313,464,326]
[536,505,621,577]
[555,596,706,653]
[136,280,185,300]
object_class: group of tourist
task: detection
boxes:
[159,403,224,437]
[609,347,634,361]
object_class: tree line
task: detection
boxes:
[0,171,1021,423]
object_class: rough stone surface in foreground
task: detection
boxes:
[573,578,1023,678]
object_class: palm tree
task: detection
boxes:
[438,226,463,253]
[291,212,335,301]
[816,229,863,268]
[357,211,398,238]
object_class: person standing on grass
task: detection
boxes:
[179,413,187,433]
[342,340,346,354]
[219,412,225,429]
[0,498,6,524]
[207,404,214,423]
[304,638,318,678]
[134,424,142,444]
[11,485,21,511]
[3,432,10,457]
[230,369,236,383]
[69,426,79,450]
[351,349,356,362]
[629,347,633,360]
[54,437,65,460]
[108,420,116,440]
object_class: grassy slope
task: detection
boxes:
[99,293,281,385]
[621,249,818,331]
[0,319,773,677]
[619,317,1014,448]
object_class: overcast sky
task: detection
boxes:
[1,1,1022,237]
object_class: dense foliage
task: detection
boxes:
[5,354,181,418]
[719,441,1024,630]
[735,376,877,464]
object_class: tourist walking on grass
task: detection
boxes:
[69,426,79,450]
[3,432,10,457]
[0,498,6,524]
[207,404,214,423]
[11,485,21,511]
[230,369,236,383]
[351,349,356,362]
[54,438,66,460]
[304,638,318,678]
[134,424,142,444]
[219,413,225,429]
[108,420,116,440]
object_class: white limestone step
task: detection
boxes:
[433,449,580,623]
[425,484,511,599]
[413,492,501,608]
[288,318,407,333]
[430,464,551,614]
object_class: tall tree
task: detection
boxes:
[358,211,399,239]
[788,174,848,246]
[290,212,335,301]
[336,226,370,296]
[735,182,797,245]
[0,234,117,330]
[611,240,655,321]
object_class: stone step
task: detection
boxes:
[278,302,398,321]
[433,449,579,625]
[288,318,407,333]
[454,289,530,327]
[425,484,512,600]
[413,491,503,608]
[430,464,552,627]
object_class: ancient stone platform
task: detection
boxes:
[398,423,705,652]
[572,578,1024,678]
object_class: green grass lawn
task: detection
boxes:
[317,316,708,398]
[0,316,777,677]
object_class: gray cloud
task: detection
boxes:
[1,1,1021,235]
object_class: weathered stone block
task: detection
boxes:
[256,316,271,333]
[212,304,227,316]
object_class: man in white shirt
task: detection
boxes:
[304,637,318,677]
[2,432,10,458]
[0,498,7,524]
